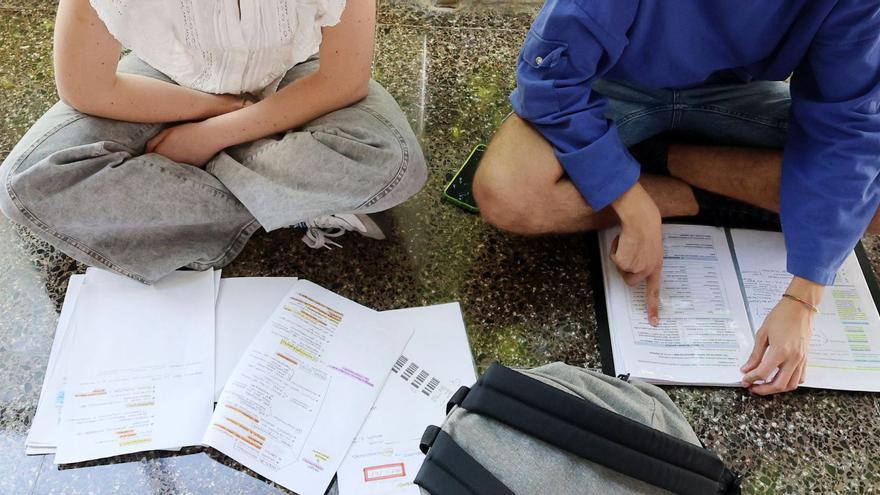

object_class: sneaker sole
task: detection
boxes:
[354,214,387,240]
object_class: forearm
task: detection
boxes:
[64,73,242,124]
[200,71,366,148]
[53,0,242,124]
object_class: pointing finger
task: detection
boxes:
[646,269,661,326]
[622,271,646,287]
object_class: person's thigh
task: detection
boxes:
[475,79,671,214]
[212,57,427,231]
[674,80,790,148]
[0,54,258,283]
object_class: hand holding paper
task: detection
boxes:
[740,295,813,394]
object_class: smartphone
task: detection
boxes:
[442,144,485,213]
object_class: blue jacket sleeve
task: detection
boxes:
[782,1,880,285]
[509,0,639,211]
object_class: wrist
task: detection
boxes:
[786,276,825,306]
[194,118,232,154]
[204,94,245,118]
[612,183,658,225]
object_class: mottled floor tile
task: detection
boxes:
[0,8,56,155]
[0,430,43,495]
[377,0,538,30]
[32,452,292,495]
[0,215,63,412]
[0,2,56,11]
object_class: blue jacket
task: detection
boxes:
[511,0,880,285]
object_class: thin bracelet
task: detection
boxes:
[782,293,819,313]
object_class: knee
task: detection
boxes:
[472,148,547,235]
[0,155,19,219]
[402,136,428,193]
[338,118,428,211]
[868,216,880,236]
[375,123,428,204]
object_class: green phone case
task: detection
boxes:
[442,144,485,213]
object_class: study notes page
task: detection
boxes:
[731,229,880,392]
[600,225,754,385]
[202,280,412,495]
[213,277,298,400]
[54,270,216,464]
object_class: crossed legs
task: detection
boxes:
[473,114,698,234]
[474,114,880,236]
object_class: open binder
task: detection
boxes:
[589,225,880,391]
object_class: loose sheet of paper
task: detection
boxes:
[336,303,477,495]
[214,277,298,400]
[731,229,880,392]
[203,280,412,495]
[600,225,754,384]
[54,270,216,464]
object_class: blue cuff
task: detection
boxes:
[555,129,640,211]
[787,256,837,286]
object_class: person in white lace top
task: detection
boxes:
[0,0,427,283]
[87,0,348,96]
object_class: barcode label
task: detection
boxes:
[392,356,408,373]
[401,363,419,381]
[390,355,453,401]
[413,370,429,388]
[422,377,440,396]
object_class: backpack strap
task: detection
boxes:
[415,425,515,495]
[446,363,742,495]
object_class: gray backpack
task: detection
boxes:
[414,362,742,495]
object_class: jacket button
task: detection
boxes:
[535,56,544,65]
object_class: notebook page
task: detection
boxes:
[599,224,754,385]
[730,229,880,392]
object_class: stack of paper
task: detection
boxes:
[27,269,477,495]
[28,269,218,461]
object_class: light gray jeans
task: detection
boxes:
[0,55,427,283]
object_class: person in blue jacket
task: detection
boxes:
[473,0,880,395]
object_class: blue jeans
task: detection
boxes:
[594,78,789,227]
[596,78,790,149]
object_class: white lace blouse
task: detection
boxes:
[90,0,347,95]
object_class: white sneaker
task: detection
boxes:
[299,214,387,250]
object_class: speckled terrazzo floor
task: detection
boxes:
[2,1,880,494]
